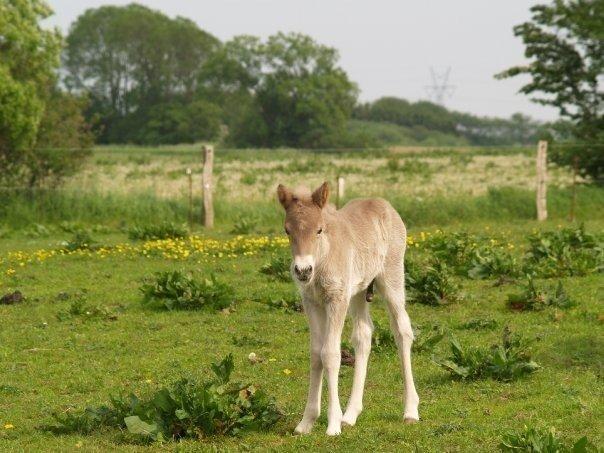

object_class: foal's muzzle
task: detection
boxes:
[294,264,313,282]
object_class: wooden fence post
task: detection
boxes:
[186,168,193,227]
[536,140,548,221]
[569,155,579,222]
[336,176,345,208]
[202,145,214,228]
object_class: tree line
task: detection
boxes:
[60,4,546,148]
[0,0,602,186]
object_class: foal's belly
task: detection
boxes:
[350,274,377,297]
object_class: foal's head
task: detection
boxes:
[277,182,330,283]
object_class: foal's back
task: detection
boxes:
[337,197,405,248]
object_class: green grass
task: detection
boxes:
[2,185,603,232]
[0,220,602,451]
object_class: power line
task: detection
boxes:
[424,66,456,105]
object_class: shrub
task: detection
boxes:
[231,214,260,235]
[128,222,188,241]
[141,271,234,311]
[260,254,291,282]
[407,261,462,306]
[434,327,540,381]
[500,425,594,452]
[48,354,283,441]
[507,278,575,311]
[524,225,603,277]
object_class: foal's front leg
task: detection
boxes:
[322,298,348,436]
[295,300,326,434]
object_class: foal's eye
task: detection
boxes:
[317,228,323,235]
[285,227,290,235]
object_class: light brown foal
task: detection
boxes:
[277,181,419,436]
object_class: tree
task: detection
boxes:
[200,32,358,148]
[63,4,220,143]
[0,0,62,180]
[497,0,603,181]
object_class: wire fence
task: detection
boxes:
[0,142,601,227]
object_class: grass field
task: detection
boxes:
[0,146,602,451]
[1,221,602,451]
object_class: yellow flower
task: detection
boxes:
[4,423,14,429]
[282,369,292,375]
[6,269,15,276]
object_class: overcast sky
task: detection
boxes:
[45,0,559,121]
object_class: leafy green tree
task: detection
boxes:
[497,0,603,181]
[63,4,220,143]
[0,0,62,180]
[201,32,358,148]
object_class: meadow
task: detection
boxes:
[0,146,602,452]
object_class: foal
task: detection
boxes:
[277,182,419,436]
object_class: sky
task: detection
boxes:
[45,0,559,121]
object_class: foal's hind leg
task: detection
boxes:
[342,293,373,427]
[377,261,420,423]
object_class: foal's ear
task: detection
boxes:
[312,181,329,209]
[277,184,293,209]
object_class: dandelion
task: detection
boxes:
[4,423,14,429]
[282,369,292,375]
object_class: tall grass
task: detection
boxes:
[1,185,602,230]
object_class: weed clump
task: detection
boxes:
[407,261,462,306]
[500,425,594,452]
[434,327,540,381]
[372,321,396,352]
[266,295,302,312]
[507,278,575,311]
[260,254,291,282]
[231,214,260,235]
[61,231,99,252]
[48,354,282,441]
[458,318,498,331]
[141,270,234,311]
[128,222,188,241]
[413,325,445,354]
[468,246,520,280]
[524,225,603,277]
[56,294,117,322]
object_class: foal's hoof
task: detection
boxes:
[326,426,341,436]
[294,421,314,435]
[404,417,419,424]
